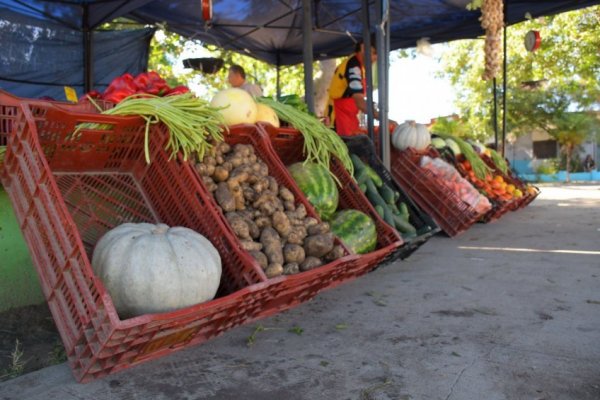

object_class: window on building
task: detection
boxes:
[533,140,558,159]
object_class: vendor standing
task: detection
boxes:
[326,37,379,136]
[227,64,263,97]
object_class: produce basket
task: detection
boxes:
[0,102,300,382]
[388,147,484,237]
[480,154,539,209]
[341,134,440,261]
[260,124,403,271]
[450,157,515,223]
[190,124,360,313]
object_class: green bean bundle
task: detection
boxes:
[490,149,508,174]
[88,93,225,163]
[435,132,491,180]
[257,97,353,181]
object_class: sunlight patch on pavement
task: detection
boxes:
[459,246,600,256]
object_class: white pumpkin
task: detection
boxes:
[391,121,431,151]
[210,88,257,126]
[92,223,222,318]
[255,103,280,127]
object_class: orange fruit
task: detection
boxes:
[506,184,516,194]
[493,175,504,184]
[514,189,523,198]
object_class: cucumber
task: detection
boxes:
[355,169,369,185]
[394,191,401,202]
[375,205,385,218]
[382,203,397,228]
[359,183,367,193]
[399,202,409,217]
[352,154,383,187]
[393,213,417,234]
[389,202,401,216]
[379,184,396,205]
[402,232,418,240]
[365,179,387,209]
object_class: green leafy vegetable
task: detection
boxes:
[490,149,508,174]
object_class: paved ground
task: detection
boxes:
[1,184,599,400]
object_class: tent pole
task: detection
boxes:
[83,4,93,93]
[501,2,507,157]
[493,78,498,148]
[376,0,390,169]
[302,0,315,113]
[361,0,375,143]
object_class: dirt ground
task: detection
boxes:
[0,304,64,381]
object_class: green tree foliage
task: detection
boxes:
[438,5,600,147]
[147,28,314,100]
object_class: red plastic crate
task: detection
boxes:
[448,157,515,223]
[480,154,538,209]
[388,147,483,237]
[0,102,290,382]
[260,124,403,272]
[191,124,360,314]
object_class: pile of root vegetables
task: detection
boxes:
[195,142,345,278]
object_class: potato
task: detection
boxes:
[272,211,291,237]
[265,263,284,278]
[258,162,269,177]
[300,257,323,272]
[248,153,258,164]
[325,245,345,261]
[249,250,268,269]
[212,166,229,182]
[216,154,224,165]
[195,163,209,176]
[246,219,260,239]
[217,142,231,155]
[304,233,335,258]
[308,222,330,236]
[266,176,279,193]
[255,216,272,230]
[283,263,300,275]
[283,201,296,211]
[260,227,284,265]
[303,217,319,228]
[206,163,216,177]
[286,226,307,245]
[279,187,295,203]
[203,156,217,166]
[283,244,305,264]
[226,214,250,239]
[240,240,263,252]
[259,201,277,216]
[221,161,233,172]
[215,182,236,212]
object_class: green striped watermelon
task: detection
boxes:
[288,162,339,220]
[330,209,377,254]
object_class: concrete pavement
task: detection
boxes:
[1,184,599,400]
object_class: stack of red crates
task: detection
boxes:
[0,101,366,382]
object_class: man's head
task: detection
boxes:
[355,34,377,65]
[228,64,246,87]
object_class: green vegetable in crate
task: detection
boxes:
[330,210,377,254]
[435,133,491,180]
[445,138,461,156]
[351,154,382,187]
[92,223,222,318]
[431,137,446,150]
[288,162,339,220]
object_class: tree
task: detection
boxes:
[438,5,600,148]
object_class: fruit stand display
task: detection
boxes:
[0,72,540,382]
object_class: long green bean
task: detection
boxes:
[85,93,225,163]
[490,149,508,174]
[257,97,353,181]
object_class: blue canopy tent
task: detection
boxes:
[1,0,599,162]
